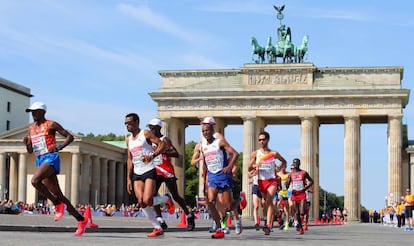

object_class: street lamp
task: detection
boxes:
[384,195,388,207]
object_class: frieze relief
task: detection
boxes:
[158,98,400,111]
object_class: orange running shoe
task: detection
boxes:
[211,229,225,239]
[239,191,247,210]
[164,193,176,214]
[54,203,65,221]
[75,218,88,236]
[297,228,304,235]
[147,228,164,237]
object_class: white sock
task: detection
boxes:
[142,207,161,229]
[156,216,165,223]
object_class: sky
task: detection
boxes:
[1,0,413,212]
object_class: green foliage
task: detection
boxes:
[80,132,125,141]
[319,187,344,215]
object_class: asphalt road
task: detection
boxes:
[0,214,411,246]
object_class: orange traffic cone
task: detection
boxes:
[227,214,234,228]
[176,212,187,228]
[85,205,99,229]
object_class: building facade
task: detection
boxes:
[0,77,32,133]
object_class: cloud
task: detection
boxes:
[118,3,210,46]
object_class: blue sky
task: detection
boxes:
[1,0,413,211]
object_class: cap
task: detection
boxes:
[25,102,47,112]
[147,118,162,127]
[200,117,216,125]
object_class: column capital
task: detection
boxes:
[388,114,403,121]
[300,115,316,121]
[241,116,256,121]
[343,115,360,121]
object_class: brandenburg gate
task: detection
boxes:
[150,63,410,221]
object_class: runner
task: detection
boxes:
[147,118,195,231]
[199,122,240,238]
[289,158,314,235]
[125,113,171,237]
[248,131,286,235]
[23,102,89,236]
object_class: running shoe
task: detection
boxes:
[235,220,242,234]
[264,227,270,236]
[54,203,65,222]
[74,218,88,236]
[211,229,225,239]
[239,191,247,210]
[304,224,309,231]
[284,222,289,231]
[297,228,304,235]
[164,193,176,214]
[187,213,195,231]
[223,227,230,234]
[147,228,164,237]
[254,223,260,231]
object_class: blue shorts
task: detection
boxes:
[36,152,60,175]
[252,184,262,199]
[208,174,233,192]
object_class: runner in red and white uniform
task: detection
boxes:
[248,131,286,236]
[147,118,195,231]
[289,158,313,235]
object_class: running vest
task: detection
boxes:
[29,120,56,157]
[277,171,290,196]
[256,149,278,180]
[201,138,225,174]
[153,136,175,178]
[128,130,155,175]
[291,169,306,192]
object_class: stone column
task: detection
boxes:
[242,116,256,219]
[300,116,314,175]
[18,153,27,202]
[301,116,315,220]
[80,154,91,204]
[115,162,125,206]
[71,152,80,205]
[214,118,226,136]
[344,116,360,221]
[108,160,116,204]
[312,118,320,221]
[410,154,414,192]
[9,153,18,201]
[100,158,108,205]
[0,152,6,200]
[388,115,403,200]
[166,118,186,204]
[90,155,101,207]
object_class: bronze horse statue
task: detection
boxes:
[251,37,265,63]
[295,35,309,63]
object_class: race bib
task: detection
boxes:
[32,135,48,156]
[293,182,304,190]
[207,157,222,173]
